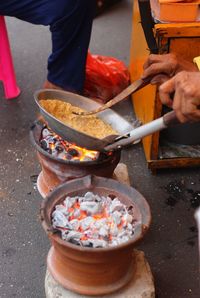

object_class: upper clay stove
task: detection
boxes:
[30,120,121,197]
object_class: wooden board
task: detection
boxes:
[130,0,159,161]
[130,0,200,170]
[155,23,200,38]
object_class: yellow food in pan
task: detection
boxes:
[40,99,117,139]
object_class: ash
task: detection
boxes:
[52,192,137,248]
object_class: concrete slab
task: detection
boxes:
[113,162,131,186]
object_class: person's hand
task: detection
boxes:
[159,71,200,123]
[142,53,198,85]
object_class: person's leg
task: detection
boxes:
[0,0,96,93]
[47,0,96,93]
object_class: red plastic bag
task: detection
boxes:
[83,52,130,103]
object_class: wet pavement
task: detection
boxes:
[0,1,200,297]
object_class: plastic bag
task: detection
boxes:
[83,52,130,103]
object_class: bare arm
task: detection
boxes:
[142,53,198,84]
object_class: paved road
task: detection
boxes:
[0,1,199,297]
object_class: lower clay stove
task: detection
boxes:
[30,121,121,197]
[45,250,155,298]
[40,175,151,296]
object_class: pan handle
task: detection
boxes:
[163,110,179,126]
[104,111,178,151]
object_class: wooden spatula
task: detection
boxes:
[73,77,150,116]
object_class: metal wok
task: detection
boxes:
[34,89,178,152]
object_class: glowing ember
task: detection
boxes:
[52,192,137,248]
[40,127,100,161]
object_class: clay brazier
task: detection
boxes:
[40,175,151,296]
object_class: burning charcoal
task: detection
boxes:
[70,239,81,246]
[52,210,69,227]
[61,230,69,240]
[89,239,107,248]
[99,226,109,238]
[94,195,103,202]
[53,136,60,143]
[64,231,82,241]
[85,229,99,240]
[82,192,102,203]
[52,192,136,248]
[46,136,56,144]
[63,197,77,209]
[70,219,80,230]
[118,235,130,244]
[80,217,94,230]
[109,198,124,213]
[40,125,101,161]
[68,148,79,157]
[55,144,64,152]
[40,139,49,151]
[42,128,52,138]
[110,224,119,237]
[54,205,69,217]
[127,223,133,231]
[80,201,102,215]
[93,218,107,230]
[111,239,118,246]
[81,240,93,247]
[57,152,68,160]
[73,209,81,218]
[104,196,112,205]
[112,211,122,226]
[84,192,95,201]
[123,214,133,224]
[117,230,127,239]
[51,149,59,156]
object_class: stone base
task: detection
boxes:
[45,250,155,298]
[113,163,131,186]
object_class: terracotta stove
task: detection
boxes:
[30,121,121,197]
[30,121,153,296]
[40,175,151,296]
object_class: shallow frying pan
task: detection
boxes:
[34,89,179,152]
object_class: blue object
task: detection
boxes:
[0,0,96,93]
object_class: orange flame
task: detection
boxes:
[43,130,99,161]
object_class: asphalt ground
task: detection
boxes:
[0,1,200,297]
